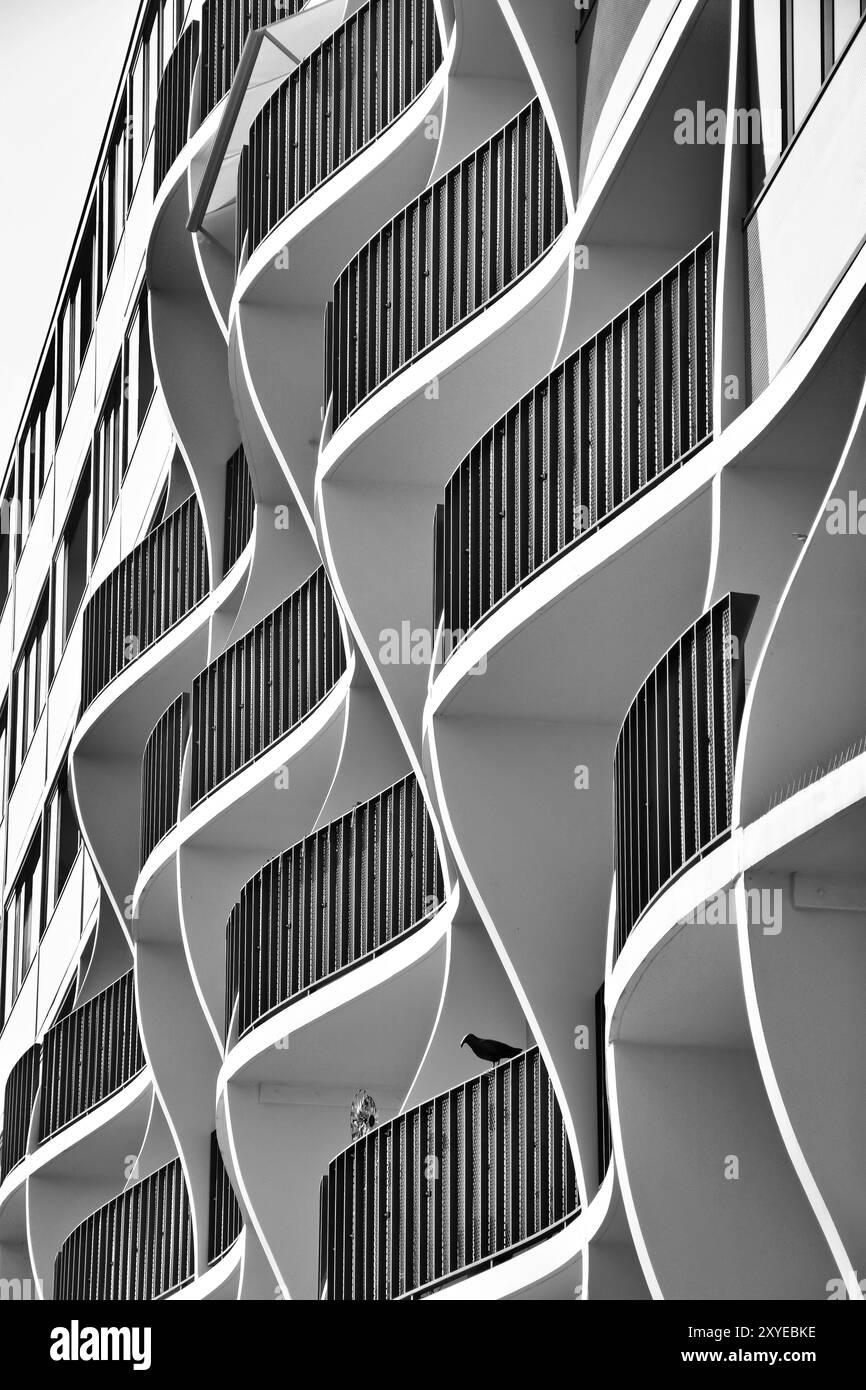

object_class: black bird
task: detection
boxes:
[460,1033,522,1065]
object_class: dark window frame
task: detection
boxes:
[1,829,44,1032]
[41,752,82,938]
[10,585,50,789]
[92,360,126,562]
[50,464,92,684]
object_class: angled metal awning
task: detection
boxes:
[187,0,344,242]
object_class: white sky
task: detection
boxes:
[0,0,141,456]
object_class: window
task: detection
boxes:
[17,355,56,554]
[146,478,169,535]
[129,0,178,194]
[129,42,146,197]
[830,0,864,59]
[125,285,155,461]
[43,759,80,926]
[780,0,866,148]
[0,462,15,613]
[52,468,91,673]
[11,590,49,782]
[59,208,96,426]
[93,366,124,557]
[0,702,7,822]
[1,833,42,1028]
[161,0,177,81]
[99,113,127,300]
[146,4,161,151]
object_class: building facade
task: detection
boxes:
[0,0,864,1301]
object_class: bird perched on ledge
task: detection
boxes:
[460,1034,523,1065]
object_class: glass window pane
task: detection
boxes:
[43,385,55,482]
[114,132,125,249]
[46,793,60,920]
[38,616,49,721]
[100,165,111,289]
[793,0,822,128]
[11,896,22,997]
[138,298,154,430]
[162,0,175,76]
[834,0,861,55]
[126,306,141,458]
[131,47,144,185]
[147,14,159,129]
[70,285,80,388]
[31,417,41,506]
[53,547,66,673]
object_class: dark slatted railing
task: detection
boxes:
[154,21,200,193]
[208,1131,243,1264]
[225,773,444,1038]
[201,0,306,121]
[595,985,612,1184]
[236,0,442,265]
[326,96,565,429]
[39,972,145,1142]
[54,1157,194,1300]
[434,238,714,645]
[81,494,209,711]
[613,592,758,958]
[190,565,345,805]
[223,445,255,574]
[319,1046,578,1299]
[1,1045,41,1182]
[140,694,189,868]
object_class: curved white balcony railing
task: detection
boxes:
[189,564,346,806]
[613,591,757,959]
[38,971,145,1144]
[318,1045,579,1300]
[433,236,714,655]
[225,771,445,1040]
[81,493,209,713]
[53,1156,194,1300]
[324,94,565,432]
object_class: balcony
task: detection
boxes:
[207,1131,242,1265]
[325,95,566,430]
[0,1044,40,1183]
[140,693,189,868]
[613,592,758,958]
[154,20,201,195]
[318,1046,578,1299]
[53,1156,194,1299]
[200,0,306,122]
[81,494,209,712]
[433,238,714,647]
[223,445,255,574]
[225,773,444,1039]
[39,972,145,1143]
[190,564,345,805]
[236,0,442,266]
